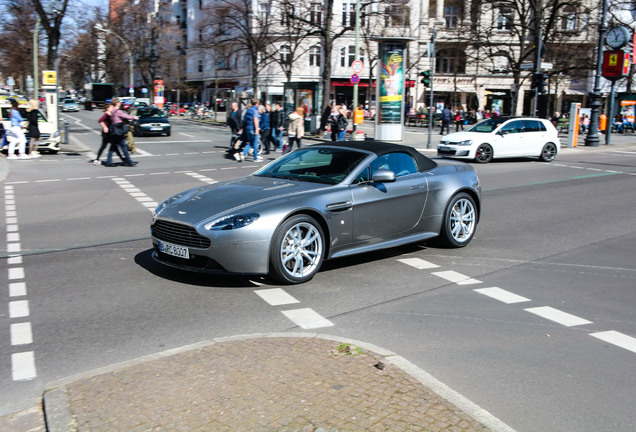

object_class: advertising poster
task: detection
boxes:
[378,43,405,124]
[297,89,313,115]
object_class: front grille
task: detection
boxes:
[437,148,457,155]
[152,220,211,248]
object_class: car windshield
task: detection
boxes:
[254,147,368,185]
[137,108,165,118]
[63,99,76,104]
[465,117,508,133]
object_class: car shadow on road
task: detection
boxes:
[134,248,266,288]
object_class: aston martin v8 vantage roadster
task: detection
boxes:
[151,141,481,284]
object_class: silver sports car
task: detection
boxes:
[151,141,481,284]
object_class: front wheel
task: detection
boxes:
[270,215,325,284]
[439,192,477,248]
[539,143,557,162]
[474,144,493,163]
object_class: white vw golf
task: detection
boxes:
[438,117,560,163]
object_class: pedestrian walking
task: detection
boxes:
[226,101,242,145]
[106,101,139,167]
[271,103,285,151]
[335,108,348,141]
[26,99,41,157]
[92,104,124,165]
[7,100,29,159]
[440,106,451,135]
[260,104,272,155]
[240,99,262,162]
[284,107,305,154]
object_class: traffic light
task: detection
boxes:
[531,72,548,94]
[420,70,431,87]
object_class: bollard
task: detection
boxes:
[63,120,69,144]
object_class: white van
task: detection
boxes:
[0,97,61,153]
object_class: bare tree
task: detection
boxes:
[0,0,40,92]
[31,0,69,69]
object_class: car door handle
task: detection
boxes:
[326,201,353,212]
[411,184,427,190]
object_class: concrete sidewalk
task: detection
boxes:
[3,334,517,432]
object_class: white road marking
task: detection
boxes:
[432,270,481,285]
[7,256,22,264]
[133,148,154,157]
[12,352,36,381]
[7,232,20,242]
[7,243,21,253]
[9,282,27,297]
[11,322,33,345]
[8,267,25,280]
[590,331,636,354]
[255,288,300,306]
[9,300,30,318]
[474,287,531,304]
[398,258,440,269]
[112,178,158,211]
[281,308,334,329]
[525,306,592,327]
[185,172,217,184]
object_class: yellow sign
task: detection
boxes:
[43,70,57,85]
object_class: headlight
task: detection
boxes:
[456,140,473,146]
[53,131,60,138]
[205,213,259,230]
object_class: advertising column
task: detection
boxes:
[154,80,164,109]
[376,39,409,141]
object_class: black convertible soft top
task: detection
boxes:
[312,140,438,172]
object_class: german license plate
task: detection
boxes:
[151,127,163,131]
[438,146,450,151]
[159,241,189,259]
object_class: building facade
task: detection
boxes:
[178,0,604,117]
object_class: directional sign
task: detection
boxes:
[352,60,364,74]
[350,74,360,84]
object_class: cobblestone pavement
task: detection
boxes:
[3,334,516,432]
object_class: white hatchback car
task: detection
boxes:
[438,117,560,163]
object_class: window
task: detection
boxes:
[436,49,466,74]
[521,120,546,132]
[310,2,322,25]
[385,0,410,27]
[280,45,291,64]
[500,120,524,134]
[496,7,513,30]
[444,6,460,27]
[198,59,203,73]
[217,56,228,70]
[259,1,270,22]
[309,45,321,67]
[355,153,418,183]
[561,8,577,31]
[198,28,203,42]
[492,55,508,73]
[342,2,355,28]
[340,46,361,67]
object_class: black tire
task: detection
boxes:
[474,144,493,163]
[270,215,325,284]
[439,192,477,248]
[166,130,171,137]
[539,143,557,162]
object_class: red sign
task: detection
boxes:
[350,74,360,84]
[602,50,630,78]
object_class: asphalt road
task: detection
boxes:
[1,111,635,431]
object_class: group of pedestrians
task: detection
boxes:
[4,99,42,160]
[92,98,139,167]
[226,100,305,162]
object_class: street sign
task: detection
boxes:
[521,62,553,70]
[352,60,363,74]
[350,74,360,84]
[43,70,57,85]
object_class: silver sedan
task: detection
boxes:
[151,141,481,284]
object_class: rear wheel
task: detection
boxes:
[439,192,477,248]
[474,144,493,163]
[270,215,325,284]
[539,143,557,162]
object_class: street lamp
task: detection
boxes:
[95,24,135,96]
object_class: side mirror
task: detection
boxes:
[372,169,396,183]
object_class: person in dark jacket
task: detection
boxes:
[26,99,41,157]
[259,104,272,154]
[440,106,451,135]
[270,103,285,151]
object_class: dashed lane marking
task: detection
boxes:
[11,352,36,381]
[398,257,440,269]
[9,300,30,318]
[10,322,33,345]
[281,308,334,329]
[474,287,531,304]
[432,270,481,285]
[112,178,158,211]
[525,306,593,327]
[590,331,636,354]
[254,288,300,306]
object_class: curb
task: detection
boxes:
[43,332,517,432]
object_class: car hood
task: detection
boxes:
[440,131,490,144]
[156,175,330,225]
